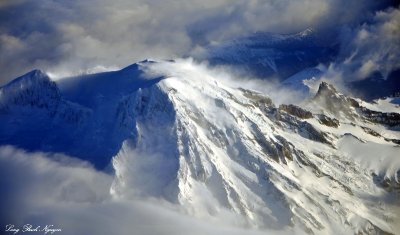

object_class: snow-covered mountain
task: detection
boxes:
[1,59,399,234]
[0,63,161,168]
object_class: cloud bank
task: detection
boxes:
[0,0,397,84]
[0,146,299,235]
[338,7,400,80]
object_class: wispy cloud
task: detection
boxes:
[0,146,297,235]
[0,0,395,84]
[338,7,400,80]
[304,7,400,99]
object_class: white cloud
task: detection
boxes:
[338,7,400,80]
[0,0,393,84]
[0,146,298,235]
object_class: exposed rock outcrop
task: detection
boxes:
[279,104,313,119]
[317,114,340,128]
[360,107,400,126]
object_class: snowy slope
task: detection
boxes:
[110,60,400,234]
[1,60,399,234]
[0,70,91,154]
[360,97,400,113]
[0,62,161,168]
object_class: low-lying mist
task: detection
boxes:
[0,146,300,235]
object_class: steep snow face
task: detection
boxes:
[0,70,62,115]
[0,62,161,168]
[111,60,400,234]
[0,70,91,153]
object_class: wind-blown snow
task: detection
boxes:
[111,59,400,234]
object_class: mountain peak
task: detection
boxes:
[317,81,337,94]
[19,69,48,81]
[4,69,50,89]
[27,69,46,77]
[298,27,314,37]
[314,81,339,100]
[0,69,61,110]
[309,81,363,120]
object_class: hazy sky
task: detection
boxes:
[0,0,398,84]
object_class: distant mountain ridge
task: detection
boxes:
[197,28,400,101]
[198,28,339,79]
